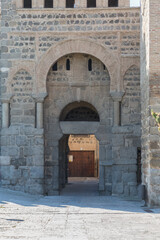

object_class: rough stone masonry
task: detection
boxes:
[0,0,159,206]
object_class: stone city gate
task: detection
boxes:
[38,39,119,195]
[0,39,141,197]
[43,48,113,195]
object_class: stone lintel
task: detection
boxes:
[110,91,125,126]
[60,121,100,134]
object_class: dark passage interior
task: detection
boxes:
[59,101,100,195]
[59,134,99,195]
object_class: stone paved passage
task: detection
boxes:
[0,182,160,240]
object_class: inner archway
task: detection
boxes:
[59,101,100,195]
[60,101,100,122]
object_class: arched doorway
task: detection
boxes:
[59,101,100,194]
[44,53,113,196]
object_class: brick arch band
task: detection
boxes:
[36,39,120,94]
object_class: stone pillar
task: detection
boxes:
[110,92,124,126]
[35,93,47,129]
[36,102,43,129]
[113,101,120,126]
[119,0,130,7]
[2,101,10,128]
[16,0,23,8]
[32,0,44,8]
[97,0,108,8]
[102,0,108,7]
[75,0,86,8]
[98,143,106,192]
[54,0,65,8]
[37,0,44,8]
[99,165,105,191]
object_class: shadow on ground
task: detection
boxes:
[0,178,158,214]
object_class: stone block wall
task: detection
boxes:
[0,126,44,194]
[141,0,160,206]
[149,0,160,206]
[15,9,140,33]
[1,1,140,98]
[112,125,141,197]
[140,0,150,204]
[0,7,2,151]
[10,70,35,126]
[110,63,141,197]
[122,65,141,125]
[0,0,141,197]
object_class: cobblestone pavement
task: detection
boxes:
[0,179,160,240]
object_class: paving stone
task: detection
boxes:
[0,182,159,240]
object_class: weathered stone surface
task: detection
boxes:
[1,146,19,157]
[60,121,100,135]
[30,167,44,179]
[16,136,28,146]
[150,160,160,169]
[0,156,11,166]
[0,166,11,179]
[0,1,143,201]
[112,182,124,194]
[123,173,137,183]
[112,126,134,134]
[10,165,21,180]
[112,135,124,146]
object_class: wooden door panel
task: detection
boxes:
[68,151,94,177]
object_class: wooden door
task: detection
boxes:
[68,151,94,177]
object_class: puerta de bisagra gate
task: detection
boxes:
[0,0,160,206]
